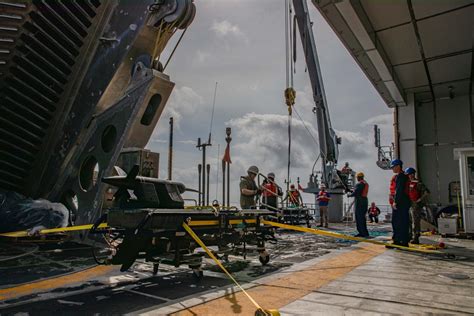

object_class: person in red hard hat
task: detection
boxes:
[368,202,381,223]
[286,184,302,207]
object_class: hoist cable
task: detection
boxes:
[293,106,318,147]
[208,82,218,142]
[163,26,188,71]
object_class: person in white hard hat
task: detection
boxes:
[316,184,331,228]
[240,166,260,209]
[261,172,283,211]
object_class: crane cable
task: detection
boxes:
[151,15,188,71]
[284,0,296,198]
[293,106,318,147]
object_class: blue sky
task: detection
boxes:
[146,0,393,206]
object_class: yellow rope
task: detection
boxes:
[262,220,444,255]
[0,223,109,238]
[182,222,279,316]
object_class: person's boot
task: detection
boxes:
[411,236,420,244]
[324,223,328,228]
[317,222,323,227]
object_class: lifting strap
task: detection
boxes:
[182,222,279,316]
[261,220,445,255]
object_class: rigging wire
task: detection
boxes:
[285,0,293,193]
[293,106,319,147]
[208,82,218,143]
[163,27,188,71]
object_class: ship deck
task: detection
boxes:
[1,223,473,315]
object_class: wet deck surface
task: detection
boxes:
[0,242,96,288]
[1,273,231,315]
[9,223,472,315]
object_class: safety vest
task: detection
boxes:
[262,182,277,197]
[389,173,409,205]
[408,179,421,202]
[389,175,396,197]
[360,180,369,197]
[369,206,379,216]
[317,191,330,202]
[289,190,300,204]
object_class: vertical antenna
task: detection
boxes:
[168,117,174,180]
[216,144,220,201]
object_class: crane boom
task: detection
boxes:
[292,0,340,185]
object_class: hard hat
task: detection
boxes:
[405,167,416,175]
[390,159,403,168]
[267,172,275,179]
[356,172,364,178]
[290,184,295,189]
[247,165,259,175]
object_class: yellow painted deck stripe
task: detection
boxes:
[0,265,115,301]
[172,243,385,316]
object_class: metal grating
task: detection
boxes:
[0,0,101,192]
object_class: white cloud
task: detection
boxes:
[225,112,319,191]
[194,50,211,64]
[177,140,197,145]
[211,20,247,41]
[165,86,203,123]
[145,1,395,206]
[361,113,392,127]
[149,86,203,142]
[336,130,372,161]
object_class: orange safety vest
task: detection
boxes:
[360,180,369,197]
[289,190,300,204]
[262,182,277,197]
[408,179,421,202]
[389,173,409,205]
[317,191,330,202]
[369,206,379,216]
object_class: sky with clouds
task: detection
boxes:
[146,0,394,206]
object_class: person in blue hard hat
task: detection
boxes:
[388,159,411,247]
[348,172,370,237]
[405,167,430,244]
